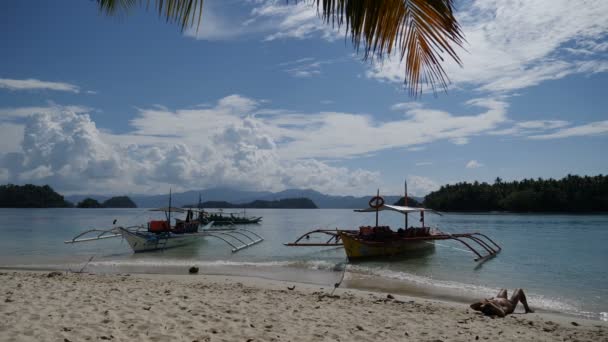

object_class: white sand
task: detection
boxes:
[0,271,606,341]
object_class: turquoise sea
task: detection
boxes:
[0,208,606,321]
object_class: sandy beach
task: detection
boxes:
[1,271,606,342]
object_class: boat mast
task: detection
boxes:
[167,188,172,228]
[375,189,379,227]
[404,180,408,228]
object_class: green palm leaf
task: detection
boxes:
[96,0,464,95]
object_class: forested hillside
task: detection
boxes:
[424,175,608,212]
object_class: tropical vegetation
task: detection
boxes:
[96,0,463,94]
[102,196,138,208]
[76,198,103,208]
[0,184,71,208]
[424,175,608,212]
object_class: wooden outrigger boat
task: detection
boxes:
[66,198,264,253]
[286,188,501,262]
[198,209,263,226]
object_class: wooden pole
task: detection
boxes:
[404,180,408,228]
[375,189,379,227]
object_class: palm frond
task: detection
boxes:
[314,0,464,95]
[96,0,463,95]
[97,0,204,32]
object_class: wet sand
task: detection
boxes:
[0,271,606,341]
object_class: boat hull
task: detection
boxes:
[119,228,201,253]
[339,232,435,260]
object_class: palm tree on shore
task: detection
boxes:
[97,0,464,95]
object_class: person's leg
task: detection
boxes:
[510,289,534,313]
[497,289,508,299]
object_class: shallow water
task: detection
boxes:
[1,208,606,320]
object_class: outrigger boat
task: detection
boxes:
[286,187,501,262]
[198,209,262,226]
[66,205,264,253]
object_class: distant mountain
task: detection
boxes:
[66,187,413,209]
[189,197,317,209]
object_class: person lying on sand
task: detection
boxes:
[470,288,534,317]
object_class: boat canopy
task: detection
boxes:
[354,204,442,216]
[149,207,186,213]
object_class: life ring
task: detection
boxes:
[368,196,385,209]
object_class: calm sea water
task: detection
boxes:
[0,208,606,321]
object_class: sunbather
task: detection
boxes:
[470,288,533,317]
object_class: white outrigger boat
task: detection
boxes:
[65,206,264,253]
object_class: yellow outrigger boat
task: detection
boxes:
[286,191,501,262]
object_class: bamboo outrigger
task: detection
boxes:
[66,192,264,253]
[285,187,501,262]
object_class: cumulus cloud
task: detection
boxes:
[0,77,80,93]
[0,99,379,195]
[466,160,484,169]
[2,94,605,195]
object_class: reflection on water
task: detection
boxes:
[0,208,607,320]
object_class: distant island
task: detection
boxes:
[393,196,422,207]
[102,196,137,208]
[186,197,318,209]
[77,196,138,208]
[0,184,139,208]
[0,184,71,208]
[424,175,608,212]
[77,198,103,208]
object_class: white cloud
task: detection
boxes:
[528,120,608,139]
[466,160,483,169]
[0,78,80,93]
[2,94,605,195]
[272,97,508,159]
[0,123,24,153]
[186,0,340,42]
[415,162,433,167]
[406,175,440,196]
[0,99,380,195]
[366,0,608,93]
[0,105,90,120]
[278,57,343,78]
[252,1,339,42]
[489,120,571,136]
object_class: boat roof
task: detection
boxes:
[354,204,442,215]
[149,207,186,213]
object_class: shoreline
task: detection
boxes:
[0,260,602,322]
[1,270,606,341]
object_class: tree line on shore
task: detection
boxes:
[423,175,608,212]
[0,184,136,208]
[2,175,607,212]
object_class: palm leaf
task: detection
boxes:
[96,0,204,32]
[314,0,464,95]
[96,0,463,95]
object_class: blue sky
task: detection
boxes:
[0,0,607,196]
